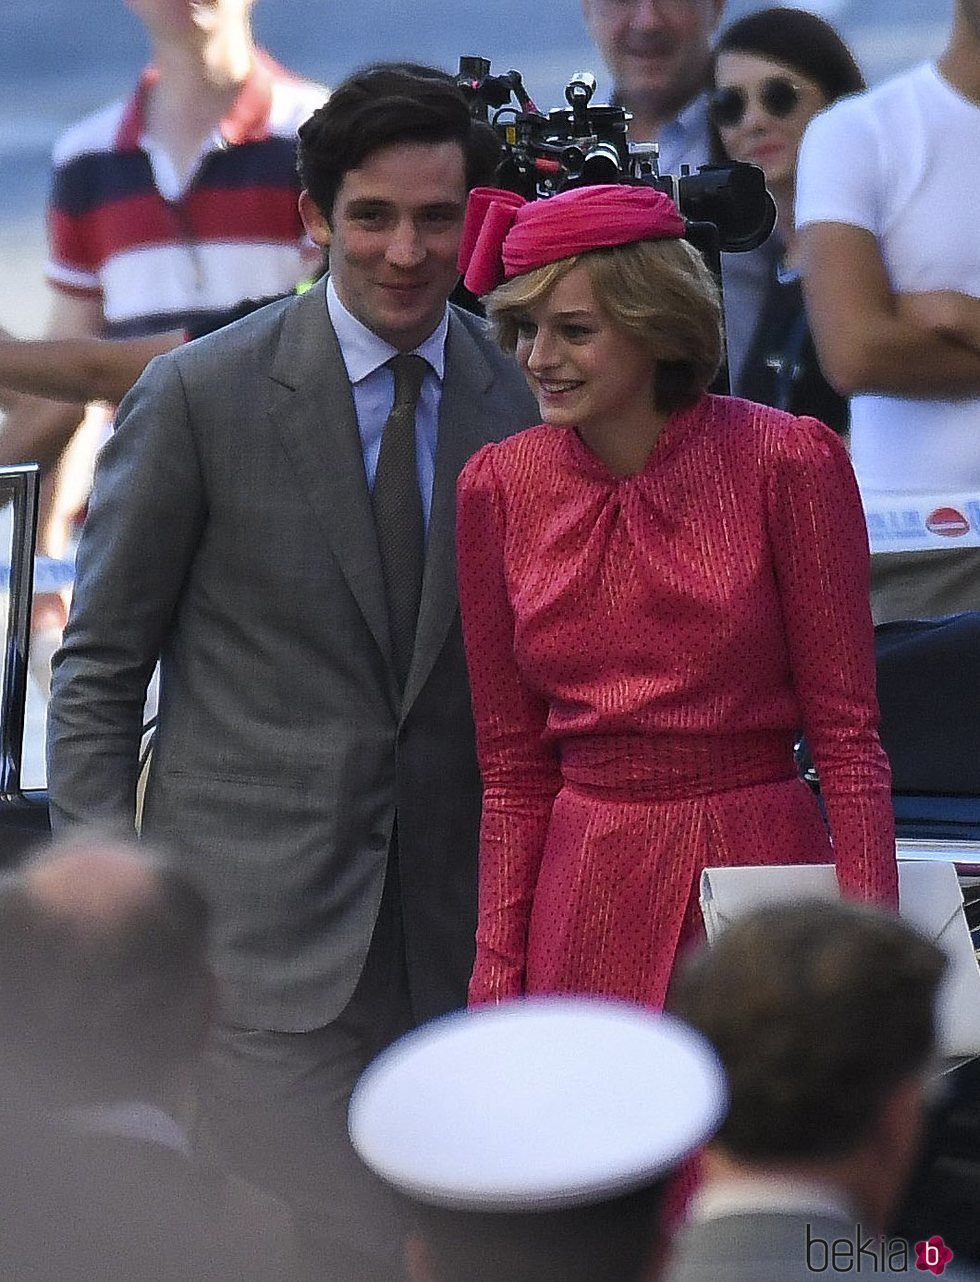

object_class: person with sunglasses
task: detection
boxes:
[709,8,865,436]
[797,0,980,626]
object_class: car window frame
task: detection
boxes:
[0,463,40,802]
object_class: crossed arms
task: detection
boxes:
[799,222,980,401]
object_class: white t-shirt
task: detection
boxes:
[796,63,980,496]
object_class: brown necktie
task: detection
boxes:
[372,353,428,689]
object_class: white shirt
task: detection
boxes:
[796,64,980,496]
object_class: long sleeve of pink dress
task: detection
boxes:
[456,395,897,1009]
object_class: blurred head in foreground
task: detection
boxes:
[670,900,946,1231]
[349,996,726,1282]
[0,830,212,1111]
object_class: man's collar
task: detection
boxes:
[326,277,448,382]
[647,89,711,149]
[673,89,711,135]
[115,50,284,151]
[689,1172,857,1226]
[65,1101,191,1156]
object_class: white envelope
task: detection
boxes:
[699,861,980,1060]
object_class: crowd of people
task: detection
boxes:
[0,0,979,1277]
[0,835,959,1281]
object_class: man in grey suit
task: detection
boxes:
[47,66,537,1282]
[665,902,946,1282]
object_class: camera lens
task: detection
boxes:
[580,142,622,182]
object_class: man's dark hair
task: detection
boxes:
[409,1179,665,1282]
[297,64,502,221]
[670,901,945,1162]
[0,842,212,1105]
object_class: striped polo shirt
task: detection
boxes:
[46,52,327,338]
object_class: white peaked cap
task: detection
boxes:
[348,996,727,1212]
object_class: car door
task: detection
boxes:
[0,463,52,865]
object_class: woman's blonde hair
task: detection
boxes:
[486,237,723,413]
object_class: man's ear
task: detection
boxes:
[404,1231,437,1282]
[875,1074,927,1161]
[299,191,331,248]
[858,1073,929,1229]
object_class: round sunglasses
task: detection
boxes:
[709,77,802,129]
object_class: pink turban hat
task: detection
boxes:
[458,183,686,296]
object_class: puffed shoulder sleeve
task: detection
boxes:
[765,416,897,907]
[457,444,562,1004]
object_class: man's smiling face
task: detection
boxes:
[301,140,467,352]
[582,0,724,128]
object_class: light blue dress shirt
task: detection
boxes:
[651,91,713,177]
[326,277,448,533]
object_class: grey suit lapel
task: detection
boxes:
[401,312,500,716]
[265,282,397,697]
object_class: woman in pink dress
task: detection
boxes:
[455,183,897,1010]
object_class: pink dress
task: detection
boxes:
[456,395,897,1009]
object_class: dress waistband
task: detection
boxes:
[559,731,798,802]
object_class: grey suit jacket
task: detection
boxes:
[47,280,538,1029]
[665,1211,913,1282]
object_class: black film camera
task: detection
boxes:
[455,56,777,259]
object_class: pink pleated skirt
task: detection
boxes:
[524,730,832,1008]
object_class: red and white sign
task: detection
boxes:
[925,507,971,538]
[865,491,980,554]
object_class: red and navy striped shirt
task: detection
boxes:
[46,52,326,338]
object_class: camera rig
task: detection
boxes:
[454,57,778,394]
[455,56,777,259]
